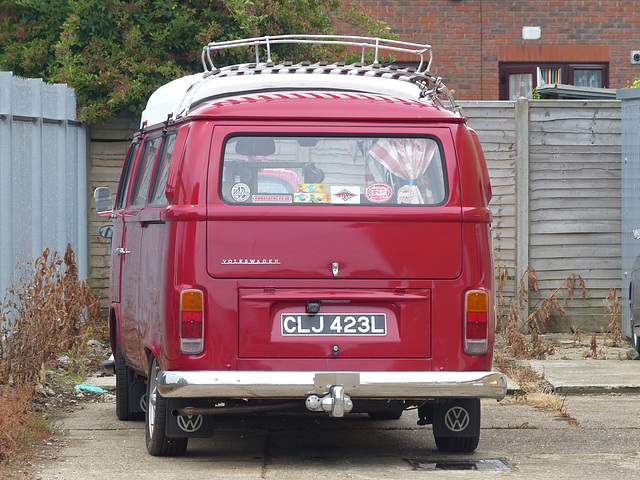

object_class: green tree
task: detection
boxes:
[0,0,391,122]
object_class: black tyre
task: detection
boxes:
[145,357,188,456]
[632,317,640,354]
[114,334,144,421]
[630,286,640,354]
[434,435,479,453]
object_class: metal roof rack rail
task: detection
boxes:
[203,35,432,72]
[199,35,459,115]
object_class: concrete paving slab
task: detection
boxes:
[521,359,640,394]
[563,395,640,429]
[85,374,116,392]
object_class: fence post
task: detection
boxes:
[619,88,640,339]
[515,97,530,325]
[0,72,13,299]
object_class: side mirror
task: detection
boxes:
[94,187,113,216]
[99,225,114,239]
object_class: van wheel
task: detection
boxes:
[434,435,479,453]
[630,285,639,354]
[145,357,188,456]
[114,335,144,421]
[632,317,640,354]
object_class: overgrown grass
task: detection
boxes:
[0,245,102,474]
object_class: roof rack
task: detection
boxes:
[141,36,461,126]
[198,35,459,114]
[202,35,433,72]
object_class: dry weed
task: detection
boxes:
[523,391,578,426]
[495,353,578,426]
[527,271,586,335]
[603,287,622,347]
[496,353,545,396]
[0,245,101,472]
[0,384,51,475]
[497,265,586,359]
[496,265,510,321]
[590,332,598,359]
[572,330,582,347]
[0,244,102,385]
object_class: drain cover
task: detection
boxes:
[406,459,511,471]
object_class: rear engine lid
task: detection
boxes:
[208,215,461,280]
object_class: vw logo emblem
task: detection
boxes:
[177,414,204,433]
[444,406,470,432]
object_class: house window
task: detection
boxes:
[571,67,602,88]
[509,72,533,100]
[499,63,608,99]
[538,67,561,85]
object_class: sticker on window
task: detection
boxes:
[397,184,420,204]
[330,186,360,204]
[364,183,394,203]
[294,192,329,203]
[297,183,326,193]
[252,194,292,203]
[231,183,251,202]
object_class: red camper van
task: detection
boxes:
[94,36,506,457]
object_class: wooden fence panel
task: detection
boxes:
[527,100,622,331]
[460,101,518,299]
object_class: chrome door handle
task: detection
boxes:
[115,247,131,255]
[634,229,640,240]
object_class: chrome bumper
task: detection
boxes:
[156,370,507,401]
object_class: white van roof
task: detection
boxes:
[140,35,459,127]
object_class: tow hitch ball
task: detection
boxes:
[305,385,353,417]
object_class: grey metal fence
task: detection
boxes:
[620,88,640,339]
[0,71,87,300]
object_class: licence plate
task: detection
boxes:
[281,313,387,336]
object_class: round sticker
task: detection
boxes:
[364,183,394,203]
[397,185,415,204]
[231,182,251,202]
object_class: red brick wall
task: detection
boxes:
[337,0,640,99]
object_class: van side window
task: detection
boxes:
[115,142,139,210]
[221,135,447,206]
[149,132,178,206]
[130,136,161,208]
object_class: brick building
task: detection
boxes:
[339,0,640,99]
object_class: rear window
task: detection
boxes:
[220,135,447,206]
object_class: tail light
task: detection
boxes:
[464,290,488,355]
[180,289,204,354]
